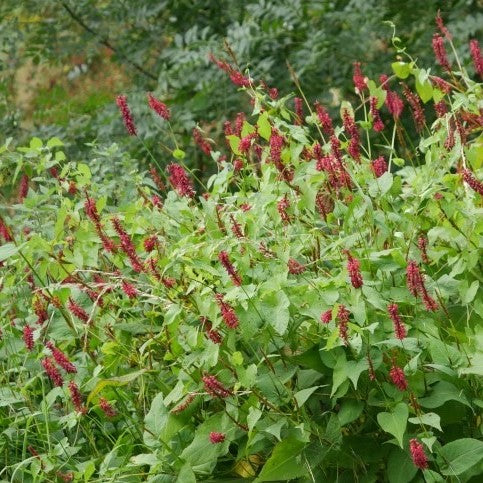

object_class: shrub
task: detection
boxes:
[0,23,482,481]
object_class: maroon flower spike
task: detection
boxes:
[0,217,13,242]
[68,381,86,414]
[171,393,196,414]
[314,101,334,136]
[167,163,195,198]
[430,76,452,94]
[469,40,483,78]
[233,158,244,172]
[418,236,430,264]
[121,280,138,298]
[371,156,388,178]
[367,354,376,381]
[342,109,361,163]
[162,277,176,289]
[288,258,306,275]
[150,165,165,191]
[229,214,244,239]
[33,296,48,325]
[352,62,367,93]
[201,317,223,344]
[435,10,452,40]
[147,93,170,120]
[346,252,363,288]
[369,97,384,132]
[203,374,232,398]
[84,196,101,224]
[193,128,212,155]
[41,357,64,387]
[388,303,406,340]
[218,251,242,286]
[234,112,246,136]
[432,34,451,71]
[46,341,77,373]
[402,84,425,133]
[337,305,350,345]
[143,235,158,252]
[112,217,144,273]
[462,168,483,195]
[434,100,448,118]
[389,365,408,391]
[209,432,226,444]
[18,174,29,203]
[277,195,291,224]
[151,195,163,208]
[116,95,137,136]
[315,190,334,220]
[269,87,279,99]
[215,293,239,329]
[67,298,89,323]
[406,260,438,311]
[23,325,34,351]
[269,129,292,181]
[99,397,117,418]
[320,309,332,324]
[239,132,257,153]
[294,97,303,125]
[410,439,429,469]
[380,74,404,119]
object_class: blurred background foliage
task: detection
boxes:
[0,0,481,174]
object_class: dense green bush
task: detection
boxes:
[0,20,482,482]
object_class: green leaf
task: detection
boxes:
[87,369,147,403]
[30,137,43,149]
[408,412,442,431]
[227,135,241,155]
[255,437,307,482]
[338,399,364,426]
[259,290,290,336]
[176,463,196,483]
[460,280,479,304]
[368,172,393,197]
[391,62,410,79]
[387,447,418,483]
[144,393,183,449]
[377,403,408,448]
[294,386,319,407]
[419,381,471,409]
[415,77,433,103]
[439,438,483,476]
[257,111,271,141]
[0,243,19,262]
[47,137,64,148]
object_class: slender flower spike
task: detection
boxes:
[68,381,86,414]
[410,439,429,470]
[369,97,384,132]
[121,280,138,298]
[147,93,170,120]
[167,163,195,198]
[388,303,407,340]
[462,168,483,195]
[435,10,452,40]
[277,195,291,224]
[215,293,239,329]
[432,34,451,71]
[67,298,89,323]
[337,305,350,345]
[418,236,430,264]
[143,235,158,252]
[218,251,242,286]
[469,40,483,78]
[209,432,226,444]
[99,397,117,418]
[18,174,29,203]
[202,374,232,398]
[353,62,367,93]
[23,325,34,351]
[288,258,306,275]
[116,95,137,136]
[294,97,303,125]
[41,357,64,387]
[193,128,212,155]
[112,217,144,273]
[390,365,408,391]
[346,252,363,288]
[320,309,332,324]
[371,156,388,178]
[171,393,197,414]
[402,84,425,132]
[46,341,77,373]
[314,101,334,136]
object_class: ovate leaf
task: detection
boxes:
[439,438,483,476]
[377,403,408,448]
